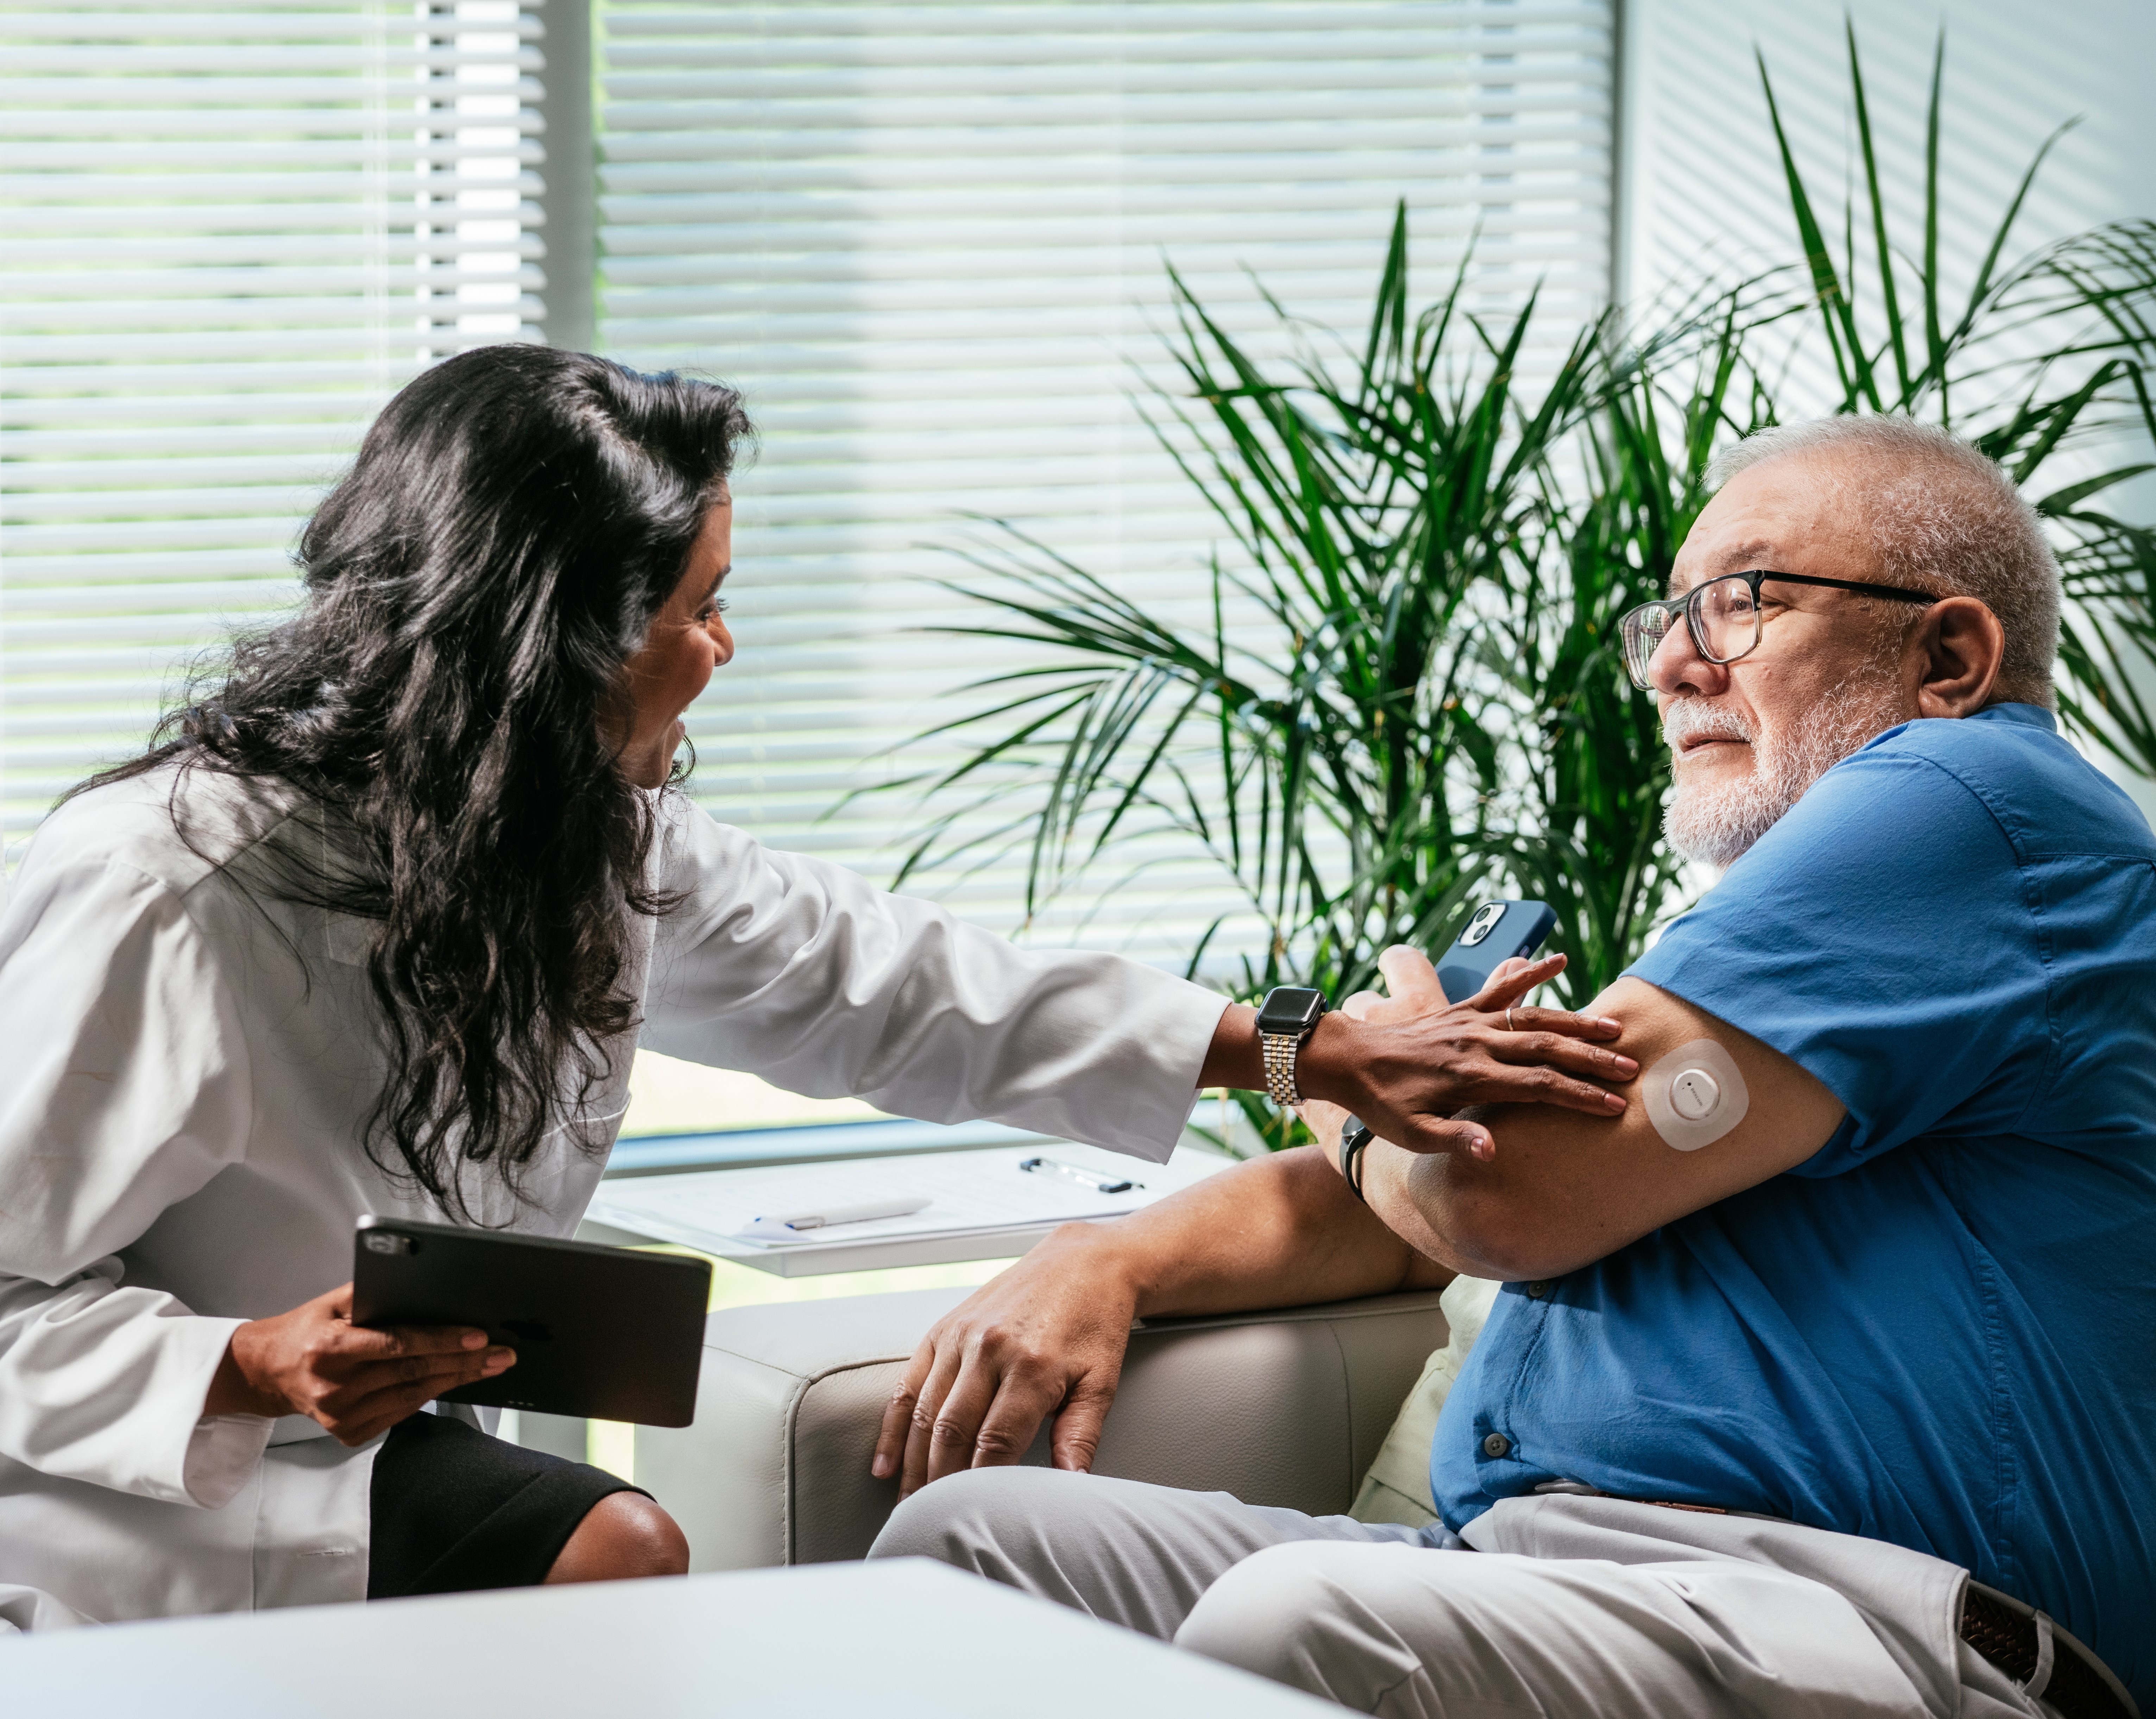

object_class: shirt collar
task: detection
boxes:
[1973,701,2059,733]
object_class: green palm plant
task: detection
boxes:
[889,219,1572,981]
[869,218,1755,1149]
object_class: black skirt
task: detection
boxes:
[366,1411,647,1600]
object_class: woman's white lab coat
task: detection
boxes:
[0,765,1225,1623]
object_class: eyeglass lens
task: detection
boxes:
[1694,575,1763,663]
[1619,573,1765,688]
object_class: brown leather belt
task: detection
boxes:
[1959,1586,2134,1719]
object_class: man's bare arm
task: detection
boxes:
[870,1147,1450,1497]
[871,950,1638,1496]
[1359,974,1847,1282]
[1108,1144,1454,1320]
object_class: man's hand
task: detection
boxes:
[1205,946,1638,1161]
[872,1225,1137,1500]
[868,1145,1446,1498]
[203,1282,515,1447]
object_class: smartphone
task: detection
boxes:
[1435,899,1557,1004]
[350,1216,711,1428]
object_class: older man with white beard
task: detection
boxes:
[863,418,2154,1719]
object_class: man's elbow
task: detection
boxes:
[1420,1184,1606,1284]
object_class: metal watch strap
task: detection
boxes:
[1261,1030,1304,1108]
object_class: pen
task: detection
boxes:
[745,1197,931,1234]
[1019,1156,1137,1195]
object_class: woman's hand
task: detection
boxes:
[1301,983,1387,1166]
[871,1225,1139,1500]
[1297,947,1636,1161]
[203,1282,515,1447]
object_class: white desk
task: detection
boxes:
[8,1558,1331,1718]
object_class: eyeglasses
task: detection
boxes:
[1617,570,1936,690]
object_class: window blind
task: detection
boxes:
[0,0,548,861]
[595,0,1614,965]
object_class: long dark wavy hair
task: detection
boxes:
[76,346,752,1217]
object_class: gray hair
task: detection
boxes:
[1705,417,2062,707]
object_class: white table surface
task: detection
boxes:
[7,1557,1332,1718]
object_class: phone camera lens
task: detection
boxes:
[1460,902,1507,947]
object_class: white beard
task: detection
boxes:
[1662,669,1908,868]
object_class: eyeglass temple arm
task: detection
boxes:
[1741,570,1937,606]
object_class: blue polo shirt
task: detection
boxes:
[1430,703,2156,1705]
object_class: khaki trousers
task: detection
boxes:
[870,1468,2073,1718]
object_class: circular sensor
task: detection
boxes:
[1669,1068,1721,1121]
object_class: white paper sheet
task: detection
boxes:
[588,1143,1219,1257]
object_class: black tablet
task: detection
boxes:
[350,1216,711,1428]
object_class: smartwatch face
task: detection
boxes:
[1256,986,1327,1035]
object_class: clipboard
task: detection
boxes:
[585,1141,1236,1278]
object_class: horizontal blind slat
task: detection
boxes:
[594,0,1612,961]
[1,5,548,850]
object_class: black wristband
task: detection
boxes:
[1338,1117,1374,1204]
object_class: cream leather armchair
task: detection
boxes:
[633,1286,1450,1571]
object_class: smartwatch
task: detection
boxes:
[1338,1116,1374,1203]
[1255,985,1328,1108]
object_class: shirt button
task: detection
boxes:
[1482,1432,1512,1459]
[1525,1281,1549,1299]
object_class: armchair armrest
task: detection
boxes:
[635,1287,1449,1572]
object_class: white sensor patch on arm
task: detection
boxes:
[1641,1039,1749,1151]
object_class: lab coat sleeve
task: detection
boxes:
[638,801,1231,1163]
[0,854,269,1507]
